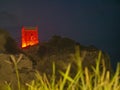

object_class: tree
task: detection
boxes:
[0,28,20,54]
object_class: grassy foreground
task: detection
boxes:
[1,50,120,90]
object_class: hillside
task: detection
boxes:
[0,30,113,89]
[22,35,111,77]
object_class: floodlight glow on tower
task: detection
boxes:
[21,26,39,48]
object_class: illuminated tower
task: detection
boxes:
[21,26,39,48]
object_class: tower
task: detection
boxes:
[21,26,39,48]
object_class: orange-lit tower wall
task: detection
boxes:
[21,26,39,48]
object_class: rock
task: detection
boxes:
[0,53,35,90]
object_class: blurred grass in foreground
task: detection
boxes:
[0,46,120,90]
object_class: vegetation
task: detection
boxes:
[0,30,119,90]
[38,35,76,56]
[0,47,119,90]
[0,28,20,54]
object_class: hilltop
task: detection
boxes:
[0,29,113,89]
[22,35,111,76]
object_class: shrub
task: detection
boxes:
[1,47,120,90]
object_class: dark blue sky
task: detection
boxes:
[0,0,120,69]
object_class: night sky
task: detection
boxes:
[0,0,120,69]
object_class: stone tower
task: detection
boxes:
[21,26,39,48]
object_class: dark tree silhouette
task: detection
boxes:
[5,36,20,54]
[0,28,20,54]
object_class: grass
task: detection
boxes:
[0,47,120,90]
